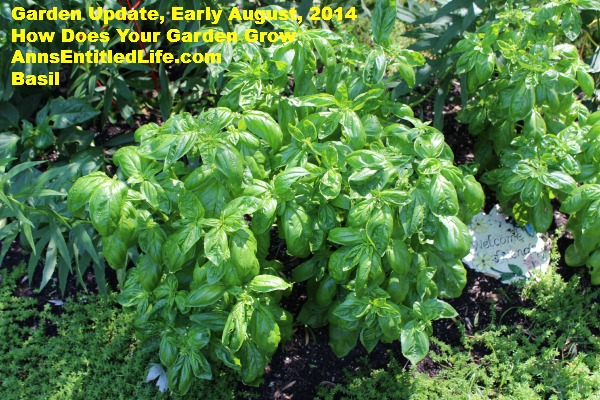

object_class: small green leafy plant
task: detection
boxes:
[452,1,600,282]
[0,97,108,293]
[67,1,485,392]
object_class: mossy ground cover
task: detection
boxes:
[0,264,238,400]
[2,259,598,399]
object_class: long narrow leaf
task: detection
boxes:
[58,258,71,295]
[0,221,18,266]
[41,239,58,290]
[50,219,71,269]
[28,233,50,285]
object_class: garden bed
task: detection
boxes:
[2,103,595,397]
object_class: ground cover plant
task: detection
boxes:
[0,0,599,398]
[0,263,239,399]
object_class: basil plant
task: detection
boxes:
[68,1,484,392]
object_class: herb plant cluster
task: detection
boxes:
[453,0,600,283]
[68,3,484,391]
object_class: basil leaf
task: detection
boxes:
[372,0,396,45]
[248,275,292,292]
[204,228,229,266]
[401,320,429,365]
[249,304,281,354]
[243,111,283,152]
[363,49,387,84]
[89,180,128,236]
[187,283,227,307]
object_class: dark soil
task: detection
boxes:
[91,112,163,146]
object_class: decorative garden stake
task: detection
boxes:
[463,205,551,283]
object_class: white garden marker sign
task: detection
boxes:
[463,205,552,283]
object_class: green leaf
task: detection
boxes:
[229,228,259,282]
[333,295,370,322]
[89,180,129,236]
[222,302,247,352]
[103,234,128,270]
[274,167,309,198]
[318,204,337,230]
[189,311,228,331]
[189,350,212,380]
[49,97,100,129]
[461,175,484,217]
[67,172,108,215]
[249,304,281,354]
[401,320,429,365]
[222,196,261,220]
[501,173,527,196]
[243,111,283,152]
[363,49,387,84]
[329,324,359,357]
[509,84,534,121]
[41,239,58,289]
[366,206,393,255]
[49,220,70,268]
[315,275,337,307]
[188,282,227,307]
[578,0,600,11]
[360,324,382,353]
[204,227,229,266]
[164,234,194,273]
[0,133,19,160]
[386,239,411,277]
[539,170,577,192]
[420,299,458,320]
[72,223,101,266]
[139,225,167,263]
[340,110,366,150]
[399,192,425,238]
[577,69,595,97]
[248,275,291,292]
[214,144,244,190]
[328,228,365,246]
[414,132,445,159]
[355,248,374,297]
[474,52,494,85]
[179,191,204,220]
[313,36,336,68]
[397,58,416,88]
[345,150,386,168]
[240,342,265,386]
[113,147,144,178]
[137,254,163,292]
[520,179,542,207]
[532,195,553,233]
[434,216,471,257]
[319,170,342,200]
[178,356,193,394]
[289,94,336,107]
[165,139,197,170]
[160,334,179,368]
[430,175,459,216]
[372,0,396,45]
[432,258,466,298]
[282,204,312,258]
[561,6,582,41]
[292,256,322,282]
